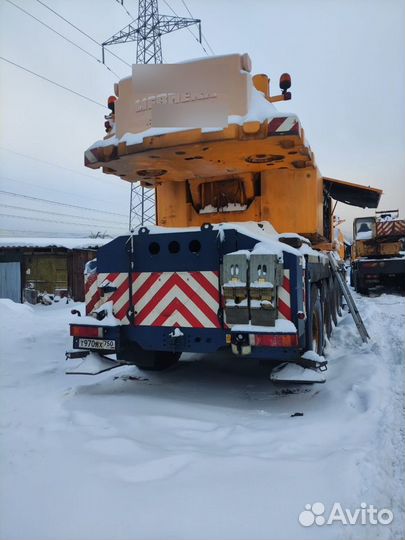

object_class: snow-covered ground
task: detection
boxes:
[0,292,403,540]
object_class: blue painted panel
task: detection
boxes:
[95,226,308,357]
[0,262,21,303]
[121,325,227,353]
[97,229,225,273]
[96,228,257,274]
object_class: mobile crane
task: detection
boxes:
[66,53,382,383]
[351,210,405,293]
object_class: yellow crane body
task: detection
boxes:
[85,53,381,245]
[67,53,387,378]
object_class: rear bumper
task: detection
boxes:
[229,329,300,359]
[70,323,120,354]
[70,323,302,361]
[355,258,405,276]
[123,325,227,353]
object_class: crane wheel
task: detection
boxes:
[134,351,181,371]
[309,285,324,355]
[323,280,333,339]
[353,269,367,295]
[119,344,181,371]
[335,281,343,315]
[328,277,338,326]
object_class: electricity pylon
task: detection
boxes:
[102,0,201,230]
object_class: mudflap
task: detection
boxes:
[65,351,125,375]
[270,362,327,384]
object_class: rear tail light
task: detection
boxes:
[254,334,298,347]
[70,325,103,338]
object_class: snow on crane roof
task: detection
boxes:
[0,237,111,250]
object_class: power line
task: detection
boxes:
[0,190,127,218]
[34,0,131,68]
[113,0,136,20]
[1,212,126,230]
[0,227,113,238]
[0,229,75,236]
[0,172,130,219]
[0,203,127,226]
[0,56,107,108]
[0,147,116,184]
[161,0,208,55]
[201,35,215,56]
[5,0,120,78]
[180,0,193,18]
[179,0,215,55]
[0,173,124,211]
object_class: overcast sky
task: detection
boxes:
[0,0,404,238]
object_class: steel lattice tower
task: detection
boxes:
[102,0,201,230]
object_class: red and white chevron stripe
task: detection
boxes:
[85,272,130,322]
[376,221,393,237]
[268,116,299,136]
[98,272,131,323]
[277,269,292,320]
[394,220,405,234]
[85,273,101,315]
[133,271,221,328]
[376,220,405,238]
[84,270,222,328]
[86,269,298,327]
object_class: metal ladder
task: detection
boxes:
[327,253,370,342]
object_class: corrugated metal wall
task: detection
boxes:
[0,262,21,302]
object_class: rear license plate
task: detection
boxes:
[77,338,116,350]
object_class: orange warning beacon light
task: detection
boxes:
[279,73,292,100]
[107,95,117,113]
